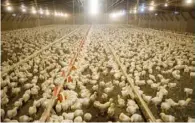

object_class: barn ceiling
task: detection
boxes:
[1,0,194,14]
[1,0,80,13]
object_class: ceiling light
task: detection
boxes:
[21,4,25,8]
[110,13,117,18]
[140,6,145,12]
[89,0,99,15]
[21,5,26,12]
[186,0,193,4]
[149,6,154,11]
[12,13,16,17]
[6,1,10,6]
[141,8,144,12]
[46,10,50,15]
[60,13,63,16]
[64,13,68,17]
[32,9,37,14]
[6,6,13,11]
[174,11,179,14]
[164,3,168,7]
[22,8,26,12]
[134,9,137,14]
[39,8,43,14]
[31,6,37,14]
[55,12,59,16]
[150,1,154,5]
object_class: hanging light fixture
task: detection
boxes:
[31,7,37,14]
[149,6,154,11]
[39,8,44,14]
[46,9,50,15]
[164,3,168,7]
[186,0,193,4]
[21,4,26,13]
[6,6,13,11]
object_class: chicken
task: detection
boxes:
[160,113,175,122]
[107,103,115,117]
[161,102,171,111]
[184,88,193,96]
[119,113,131,122]
[84,113,92,121]
[94,98,113,113]
[62,112,74,120]
[117,95,125,107]
[7,107,18,119]
[90,92,97,101]
[74,116,83,122]
[131,114,143,122]
[142,94,152,104]
[74,109,83,117]
[19,115,32,122]
[151,96,162,106]
[178,98,191,107]
[29,106,37,116]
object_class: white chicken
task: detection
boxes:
[130,114,143,122]
[117,95,125,107]
[178,98,191,107]
[74,116,83,122]
[19,115,32,122]
[107,103,115,117]
[7,107,18,119]
[74,109,83,117]
[94,98,113,113]
[29,106,37,116]
[161,102,171,111]
[165,98,178,107]
[104,85,114,94]
[184,88,193,96]
[90,92,97,101]
[151,96,162,106]
[119,113,131,122]
[188,117,195,122]
[55,102,62,113]
[62,112,74,120]
[84,113,92,121]
[160,113,175,122]
[142,94,152,104]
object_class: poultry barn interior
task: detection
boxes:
[1,0,195,122]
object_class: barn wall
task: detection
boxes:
[73,12,194,33]
[74,13,127,24]
[1,11,194,33]
[128,11,195,33]
[1,13,73,31]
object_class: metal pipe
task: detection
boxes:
[39,26,91,122]
[34,0,40,28]
[127,0,129,24]
[104,42,156,122]
[107,0,121,9]
[1,27,81,76]
[108,0,125,12]
[73,0,75,24]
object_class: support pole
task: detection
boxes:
[135,0,139,25]
[126,0,129,24]
[103,42,156,122]
[2,28,81,76]
[34,0,40,28]
[73,0,75,24]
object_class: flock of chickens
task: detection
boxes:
[1,25,194,122]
